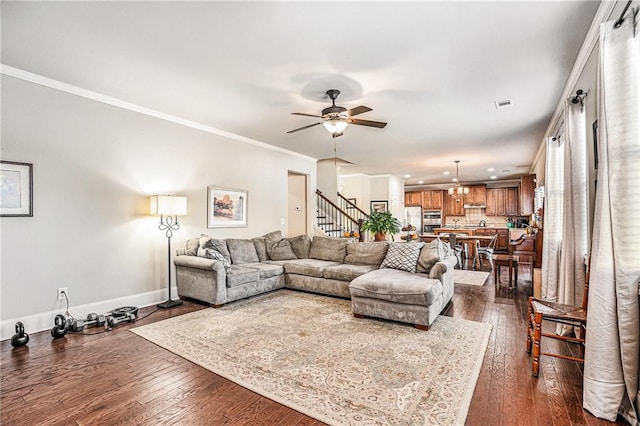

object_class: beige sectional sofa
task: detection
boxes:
[173,231,457,329]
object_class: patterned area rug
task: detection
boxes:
[454,270,490,286]
[132,290,492,426]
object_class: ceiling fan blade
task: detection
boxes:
[346,105,372,117]
[291,112,323,118]
[348,118,387,128]
[287,122,323,134]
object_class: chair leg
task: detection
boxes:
[532,311,543,377]
[526,298,533,354]
[488,255,494,270]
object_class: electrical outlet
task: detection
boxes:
[57,287,68,301]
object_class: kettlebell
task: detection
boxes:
[51,314,68,339]
[11,322,29,347]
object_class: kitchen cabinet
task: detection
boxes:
[404,191,422,207]
[519,174,536,216]
[486,187,518,217]
[422,190,443,210]
[444,193,465,216]
[463,185,487,207]
[506,187,519,216]
[475,227,510,252]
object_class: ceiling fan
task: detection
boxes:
[287,89,387,138]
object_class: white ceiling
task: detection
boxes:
[1,1,600,185]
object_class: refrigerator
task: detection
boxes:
[404,206,423,234]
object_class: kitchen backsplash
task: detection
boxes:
[444,209,530,228]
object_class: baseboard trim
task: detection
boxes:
[1,286,177,341]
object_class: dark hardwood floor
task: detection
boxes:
[1,260,625,425]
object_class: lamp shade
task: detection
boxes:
[150,195,187,216]
[322,119,348,134]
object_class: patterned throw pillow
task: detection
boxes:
[198,247,231,272]
[380,242,425,273]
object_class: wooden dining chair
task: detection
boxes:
[473,234,498,270]
[526,262,589,377]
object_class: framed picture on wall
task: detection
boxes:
[207,186,248,228]
[0,161,33,217]
[370,200,388,213]
[346,198,356,209]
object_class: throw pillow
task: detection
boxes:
[286,234,311,259]
[251,237,269,262]
[183,238,200,256]
[416,239,449,274]
[199,235,231,263]
[380,242,425,273]
[262,230,283,241]
[266,239,298,260]
[198,247,231,272]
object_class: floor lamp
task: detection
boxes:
[150,195,187,309]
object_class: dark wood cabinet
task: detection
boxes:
[475,227,510,251]
[405,191,422,207]
[486,187,519,217]
[506,187,519,216]
[445,193,465,216]
[464,185,487,207]
[519,174,536,216]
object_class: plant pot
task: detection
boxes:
[374,232,387,241]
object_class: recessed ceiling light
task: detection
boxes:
[488,168,495,171]
[490,175,497,179]
[404,174,411,178]
[443,171,450,175]
[452,178,458,182]
[418,180,424,184]
[495,99,513,109]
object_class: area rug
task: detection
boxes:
[132,290,492,426]
[454,269,490,286]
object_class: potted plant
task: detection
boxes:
[360,210,401,241]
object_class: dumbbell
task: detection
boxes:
[11,322,29,347]
[106,312,136,328]
[69,313,106,332]
[51,314,68,339]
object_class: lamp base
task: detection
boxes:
[157,299,183,309]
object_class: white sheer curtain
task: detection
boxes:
[541,136,564,300]
[558,100,589,313]
[583,10,640,424]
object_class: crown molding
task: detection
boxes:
[0,64,316,163]
[532,0,618,171]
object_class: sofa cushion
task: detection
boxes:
[380,242,424,273]
[243,262,284,279]
[322,263,380,282]
[287,234,311,259]
[345,242,389,266]
[309,236,348,262]
[416,238,450,274]
[199,235,231,262]
[349,268,443,305]
[226,265,260,288]
[226,239,260,264]
[283,259,342,278]
[198,247,231,272]
[266,239,298,260]
[262,230,283,241]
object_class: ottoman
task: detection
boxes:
[348,268,446,330]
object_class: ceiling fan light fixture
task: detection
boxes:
[322,119,348,134]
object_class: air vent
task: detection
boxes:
[495,99,513,109]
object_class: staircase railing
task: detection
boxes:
[316,190,365,241]
[336,192,369,225]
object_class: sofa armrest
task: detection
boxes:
[174,255,219,270]
[429,256,456,280]
[174,255,227,305]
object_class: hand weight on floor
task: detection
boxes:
[70,313,107,331]
[11,322,29,347]
[51,314,68,339]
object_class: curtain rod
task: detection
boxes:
[614,0,633,28]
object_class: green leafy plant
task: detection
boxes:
[360,210,401,237]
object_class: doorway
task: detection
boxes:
[287,172,308,236]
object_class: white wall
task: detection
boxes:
[338,174,371,211]
[0,75,316,337]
